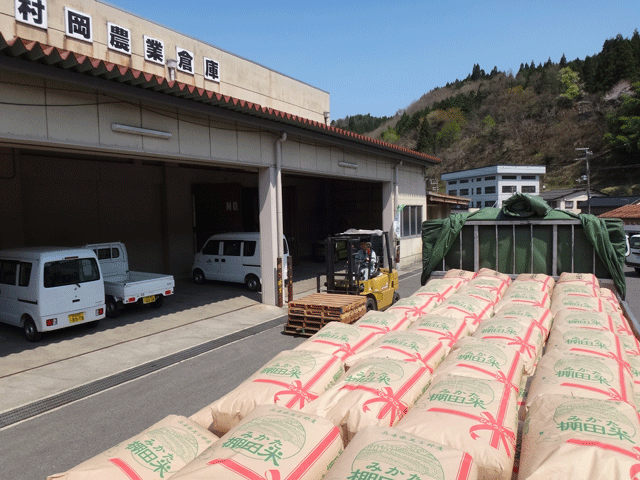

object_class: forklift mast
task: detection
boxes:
[320,231,394,295]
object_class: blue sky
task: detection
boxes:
[105,0,640,121]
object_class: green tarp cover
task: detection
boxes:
[421,193,627,298]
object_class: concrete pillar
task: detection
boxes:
[382,180,394,234]
[258,166,278,305]
[0,148,25,249]
[382,180,395,267]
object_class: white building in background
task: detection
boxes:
[441,165,546,209]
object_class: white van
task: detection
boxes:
[0,247,106,341]
[191,232,289,291]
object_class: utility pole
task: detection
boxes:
[575,147,592,214]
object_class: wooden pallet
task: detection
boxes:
[284,293,366,336]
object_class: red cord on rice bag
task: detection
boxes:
[519,395,640,480]
[472,317,545,375]
[408,314,472,354]
[466,275,510,298]
[431,294,494,333]
[551,282,601,300]
[549,294,607,316]
[293,322,379,362]
[425,276,469,290]
[557,272,600,287]
[513,273,555,294]
[190,349,345,436]
[414,278,464,304]
[303,357,433,445]
[344,331,448,373]
[526,349,636,409]
[173,405,343,480]
[443,269,476,281]
[494,290,551,313]
[492,303,553,339]
[354,310,412,332]
[397,374,519,480]
[600,287,623,311]
[474,268,512,285]
[324,426,478,480]
[458,286,502,307]
[384,296,443,324]
[47,415,218,480]
[432,337,525,397]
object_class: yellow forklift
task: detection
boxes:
[317,229,400,311]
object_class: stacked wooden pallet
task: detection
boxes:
[284,293,367,336]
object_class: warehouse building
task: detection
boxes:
[0,0,440,305]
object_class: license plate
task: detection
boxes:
[69,312,85,323]
[142,295,156,304]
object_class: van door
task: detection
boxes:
[39,257,102,320]
[219,240,243,282]
[0,260,20,326]
[200,239,221,280]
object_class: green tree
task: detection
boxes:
[436,121,462,148]
[381,127,400,143]
[604,81,640,155]
[559,67,583,100]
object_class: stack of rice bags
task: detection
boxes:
[397,268,538,480]
[519,272,640,479]
[301,275,469,445]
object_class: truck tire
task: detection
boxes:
[245,274,260,292]
[151,295,164,309]
[23,316,41,342]
[192,269,205,285]
[106,297,120,318]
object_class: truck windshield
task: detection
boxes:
[44,258,101,288]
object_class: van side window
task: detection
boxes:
[111,248,120,259]
[19,263,32,287]
[44,258,101,288]
[223,240,241,256]
[202,240,220,255]
[0,261,18,285]
[243,241,257,257]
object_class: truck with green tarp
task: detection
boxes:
[420,193,636,329]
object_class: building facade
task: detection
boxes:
[0,0,439,305]
[441,165,546,209]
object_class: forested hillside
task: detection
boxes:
[332,31,640,194]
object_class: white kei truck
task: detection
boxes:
[85,242,175,318]
[0,247,106,342]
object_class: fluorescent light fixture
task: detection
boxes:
[111,123,172,139]
[338,161,358,169]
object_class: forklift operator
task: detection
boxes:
[355,240,377,280]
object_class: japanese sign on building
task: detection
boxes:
[64,7,92,42]
[204,57,220,83]
[176,47,194,74]
[13,2,223,82]
[107,22,131,55]
[144,35,165,65]
[15,0,47,29]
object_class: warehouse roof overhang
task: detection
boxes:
[426,191,470,206]
[0,34,441,167]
